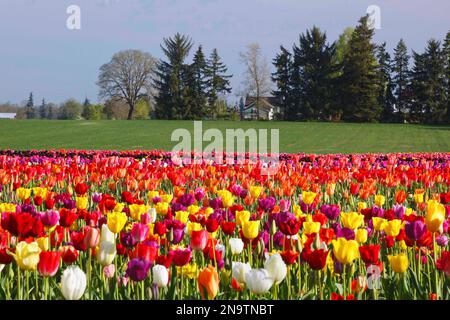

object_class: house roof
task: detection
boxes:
[243,96,282,111]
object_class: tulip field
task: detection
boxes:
[0,149,449,300]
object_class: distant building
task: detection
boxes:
[242,96,282,120]
[0,113,17,119]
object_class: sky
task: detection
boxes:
[0,0,449,105]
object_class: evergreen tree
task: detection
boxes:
[82,97,91,119]
[25,92,36,119]
[376,42,396,122]
[341,15,381,122]
[39,98,47,119]
[205,48,232,117]
[392,39,410,121]
[154,33,193,119]
[443,31,450,123]
[272,46,293,120]
[293,26,337,120]
[410,40,446,123]
[409,51,427,122]
[187,45,208,119]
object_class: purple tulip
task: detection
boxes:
[194,188,205,201]
[41,210,60,227]
[336,228,355,240]
[436,235,448,247]
[405,220,426,241]
[92,192,102,203]
[258,197,275,212]
[126,258,151,282]
[392,204,406,219]
[177,193,195,207]
[372,206,384,218]
[320,204,340,220]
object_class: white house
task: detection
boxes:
[0,113,17,119]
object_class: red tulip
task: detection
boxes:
[279,217,302,236]
[70,231,88,251]
[220,221,236,235]
[38,251,61,277]
[45,197,55,210]
[0,248,14,264]
[59,208,78,228]
[74,183,89,196]
[359,245,380,264]
[154,221,167,236]
[60,246,79,264]
[190,230,209,251]
[172,248,192,266]
[280,250,299,265]
[131,243,158,263]
[303,249,329,270]
[205,217,219,233]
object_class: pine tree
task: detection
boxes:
[154,33,193,119]
[376,42,396,122]
[272,46,293,120]
[293,26,337,120]
[187,45,208,119]
[205,48,232,117]
[443,31,450,123]
[25,92,35,119]
[82,97,91,119]
[410,40,446,123]
[409,51,427,122]
[392,39,410,121]
[39,98,47,119]
[341,15,381,122]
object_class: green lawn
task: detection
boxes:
[0,120,449,154]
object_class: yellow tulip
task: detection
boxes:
[235,210,251,227]
[388,253,409,273]
[11,241,41,270]
[341,212,364,230]
[129,204,146,221]
[32,187,48,199]
[384,219,402,237]
[178,264,198,279]
[16,187,31,201]
[147,191,159,200]
[374,194,385,207]
[204,207,214,217]
[425,200,446,233]
[332,238,359,264]
[113,202,125,213]
[107,211,127,233]
[175,211,190,224]
[372,217,388,231]
[414,190,424,204]
[249,186,263,198]
[405,208,413,216]
[161,194,173,204]
[186,222,203,234]
[355,228,368,244]
[155,202,169,216]
[357,202,367,212]
[303,221,321,235]
[37,237,50,251]
[0,203,16,213]
[302,191,317,205]
[242,220,260,240]
[75,196,88,210]
[218,190,234,208]
[292,204,303,218]
[187,205,200,215]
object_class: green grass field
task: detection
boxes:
[0,120,449,154]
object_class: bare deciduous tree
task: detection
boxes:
[239,43,272,120]
[97,50,156,120]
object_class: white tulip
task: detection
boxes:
[152,264,169,288]
[264,253,287,284]
[245,268,274,294]
[148,207,157,223]
[0,264,4,273]
[100,223,116,243]
[97,241,117,266]
[232,262,251,284]
[229,238,244,255]
[61,266,87,300]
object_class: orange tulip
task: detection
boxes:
[198,265,219,300]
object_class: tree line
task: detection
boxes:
[272,15,450,123]
[2,15,449,123]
